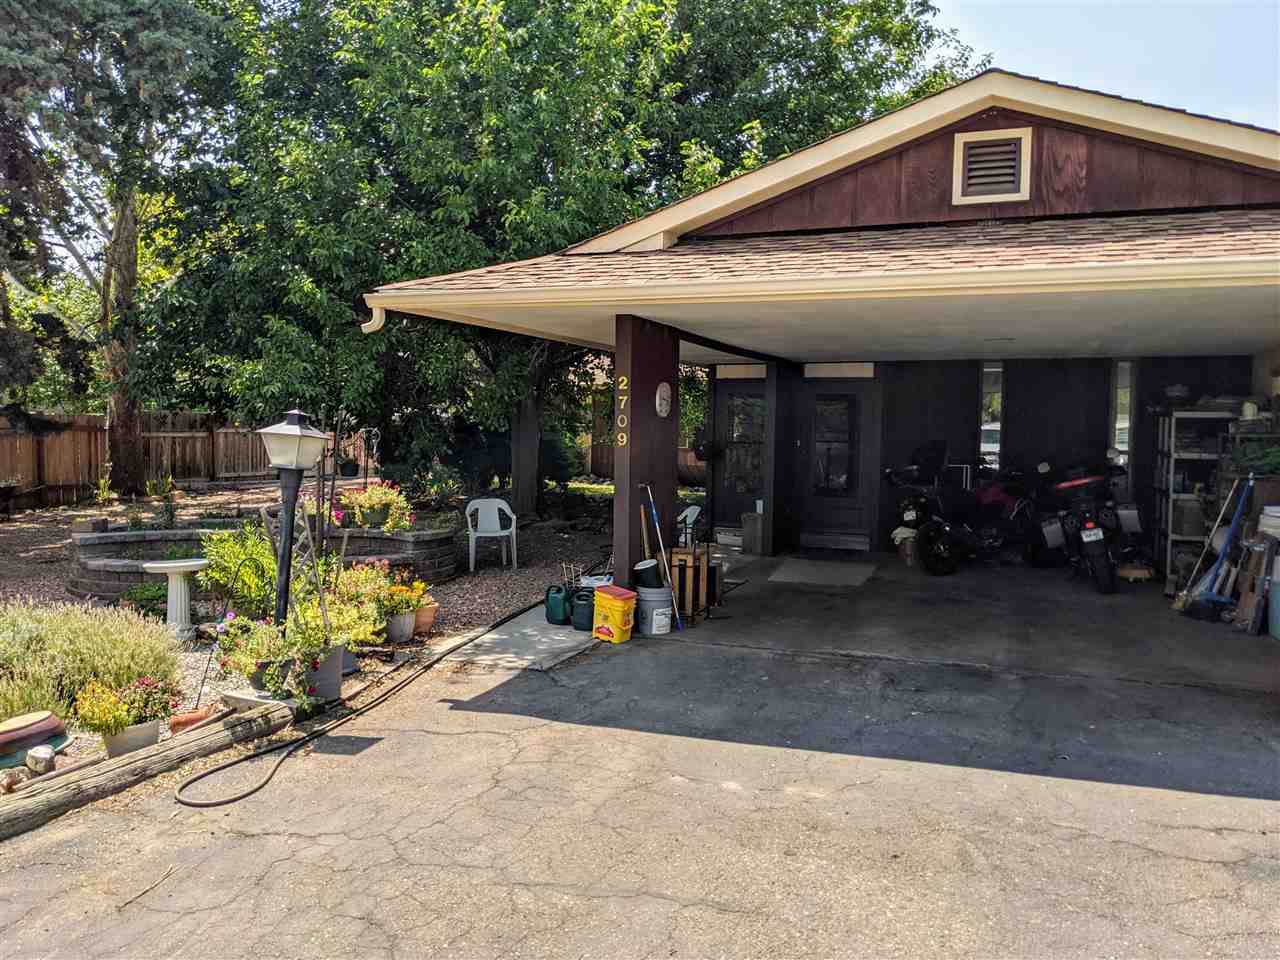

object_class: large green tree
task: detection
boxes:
[140,0,980,508]
[0,0,224,490]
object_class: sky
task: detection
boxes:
[937,0,1279,131]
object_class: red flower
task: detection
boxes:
[311,659,320,670]
[307,686,317,695]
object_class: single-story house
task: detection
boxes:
[363,69,1280,589]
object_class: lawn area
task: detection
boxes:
[565,479,706,507]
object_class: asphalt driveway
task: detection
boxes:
[2,637,1278,958]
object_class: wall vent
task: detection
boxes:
[952,127,1032,205]
[963,139,1020,196]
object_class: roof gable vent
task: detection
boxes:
[964,139,1020,195]
[952,127,1032,205]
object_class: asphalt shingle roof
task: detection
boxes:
[379,208,1280,295]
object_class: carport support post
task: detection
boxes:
[764,360,803,556]
[612,314,680,588]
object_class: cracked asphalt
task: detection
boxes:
[2,637,1278,958]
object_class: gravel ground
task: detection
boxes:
[2,486,612,761]
[0,482,287,603]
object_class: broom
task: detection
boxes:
[1172,476,1238,612]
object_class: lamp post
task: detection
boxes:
[257,409,328,627]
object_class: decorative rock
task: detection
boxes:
[72,518,109,533]
[0,768,32,793]
[25,745,55,775]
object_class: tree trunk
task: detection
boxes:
[509,389,541,516]
[103,194,146,493]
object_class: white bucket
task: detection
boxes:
[636,586,674,636]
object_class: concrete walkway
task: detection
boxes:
[2,637,1277,958]
[443,605,598,671]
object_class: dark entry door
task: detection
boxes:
[798,380,881,550]
[713,384,766,527]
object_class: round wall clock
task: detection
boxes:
[655,382,672,418]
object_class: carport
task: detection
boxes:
[362,70,1279,682]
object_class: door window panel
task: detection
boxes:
[724,395,765,495]
[813,396,856,495]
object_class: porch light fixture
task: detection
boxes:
[257,409,328,628]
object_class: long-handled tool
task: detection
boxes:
[639,483,683,630]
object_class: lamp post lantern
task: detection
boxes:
[257,409,328,627]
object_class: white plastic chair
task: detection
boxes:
[676,505,702,547]
[466,498,517,572]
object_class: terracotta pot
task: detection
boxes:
[414,602,440,635]
[386,611,415,644]
[169,704,216,736]
[103,719,160,758]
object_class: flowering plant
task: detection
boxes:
[75,681,133,737]
[382,580,429,615]
[335,561,392,628]
[339,481,414,532]
[301,492,344,527]
[75,675,181,735]
[119,676,182,723]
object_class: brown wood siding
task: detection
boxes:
[693,108,1280,237]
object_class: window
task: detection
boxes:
[953,128,1032,205]
[813,396,856,495]
[724,394,765,496]
[1111,360,1133,499]
[980,361,1003,468]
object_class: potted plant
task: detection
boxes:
[382,578,428,643]
[335,561,393,670]
[414,586,439,636]
[337,454,361,478]
[288,595,377,700]
[76,676,181,757]
[217,613,294,698]
[339,482,414,532]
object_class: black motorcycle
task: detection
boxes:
[1037,457,1131,594]
[884,445,1041,575]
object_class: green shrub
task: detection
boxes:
[198,523,277,619]
[0,601,179,720]
[121,582,168,618]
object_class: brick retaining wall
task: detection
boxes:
[69,525,459,601]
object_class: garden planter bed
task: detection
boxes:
[69,524,459,602]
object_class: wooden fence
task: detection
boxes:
[0,413,376,509]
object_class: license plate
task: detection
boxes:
[1081,527,1105,543]
[903,509,917,522]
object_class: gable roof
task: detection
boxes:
[373,208,1279,300]
[567,68,1280,255]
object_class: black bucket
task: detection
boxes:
[633,559,663,589]
[570,588,596,632]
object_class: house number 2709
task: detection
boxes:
[615,375,629,447]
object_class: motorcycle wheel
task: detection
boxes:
[1088,556,1117,594]
[1019,514,1047,567]
[917,521,960,576]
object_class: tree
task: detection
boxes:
[136,0,981,507]
[0,0,224,491]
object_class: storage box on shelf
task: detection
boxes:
[1153,410,1237,594]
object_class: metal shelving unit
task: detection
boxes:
[1154,410,1238,593]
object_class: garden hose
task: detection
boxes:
[174,600,541,808]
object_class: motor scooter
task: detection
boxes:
[884,444,1041,575]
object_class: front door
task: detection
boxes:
[798,380,881,550]
[713,384,766,527]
